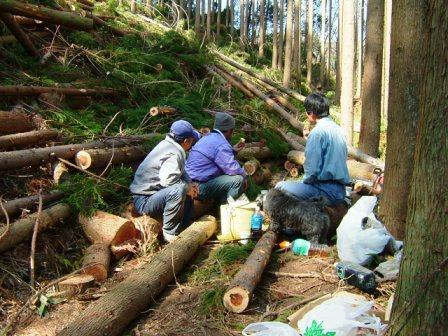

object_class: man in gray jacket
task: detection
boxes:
[130,120,200,242]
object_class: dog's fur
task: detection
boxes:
[263,188,330,243]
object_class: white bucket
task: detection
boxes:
[220,201,257,240]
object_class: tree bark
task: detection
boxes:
[59,216,217,336]
[319,0,326,86]
[258,0,266,57]
[225,0,229,27]
[223,230,277,313]
[354,0,363,99]
[195,0,201,34]
[230,0,234,35]
[0,0,93,31]
[217,0,221,37]
[75,146,147,170]
[82,243,111,282]
[0,129,59,150]
[210,65,254,97]
[149,106,178,116]
[0,12,39,57]
[277,0,284,69]
[0,204,71,253]
[306,0,313,86]
[130,0,137,13]
[358,0,384,157]
[388,3,448,334]
[207,0,212,39]
[0,85,119,97]
[272,0,278,68]
[0,190,64,221]
[292,0,301,85]
[0,137,150,171]
[236,146,272,161]
[334,0,342,103]
[379,0,426,240]
[326,0,331,77]
[340,0,355,144]
[282,0,294,87]
[381,0,392,120]
[0,111,39,135]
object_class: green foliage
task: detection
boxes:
[304,320,336,336]
[199,286,226,315]
[67,31,99,49]
[214,241,255,266]
[58,167,133,216]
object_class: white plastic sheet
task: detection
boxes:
[242,322,299,336]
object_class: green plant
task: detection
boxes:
[199,286,226,315]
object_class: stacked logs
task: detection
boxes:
[238,143,273,185]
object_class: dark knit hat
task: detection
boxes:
[214,112,235,131]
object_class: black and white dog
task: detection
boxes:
[262,188,330,243]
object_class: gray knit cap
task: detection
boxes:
[214,112,235,131]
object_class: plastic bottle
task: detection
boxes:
[279,239,330,257]
[335,261,377,292]
[250,206,263,240]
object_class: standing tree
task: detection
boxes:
[292,0,301,86]
[335,0,342,103]
[146,0,152,17]
[282,0,294,87]
[258,0,266,56]
[195,0,201,34]
[306,0,313,86]
[240,0,245,46]
[201,0,206,25]
[381,0,392,118]
[207,0,211,38]
[319,0,326,87]
[230,0,234,35]
[226,0,229,27]
[179,0,185,20]
[217,0,221,37]
[355,0,364,99]
[379,0,426,240]
[358,0,384,157]
[131,0,136,13]
[340,0,355,144]
[326,0,332,78]
[272,0,279,68]
[387,2,447,334]
[277,0,284,69]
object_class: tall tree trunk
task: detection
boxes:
[272,0,278,68]
[319,0,326,87]
[379,0,426,240]
[179,0,185,20]
[146,0,152,17]
[230,0,234,35]
[277,0,284,69]
[340,0,355,145]
[201,0,206,25]
[335,0,342,103]
[195,0,201,34]
[381,0,392,119]
[306,0,313,86]
[217,0,221,37]
[240,0,245,46]
[244,0,250,43]
[292,0,301,87]
[387,3,447,334]
[282,0,294,87]
[355,0,364,99]
[358,0,384,157]
[130,0,136,13]
[258,0,265,56]
[250,0,257,46]
[207,0,211,38]
[225,0,229,27]
[326,0,331,78]
[187,0,192,20]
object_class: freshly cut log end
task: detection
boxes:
[244,160,260,176]
[289,167,299,177]
[52,161,69,184]
[149,106,177,117]
[82,243,111,282]
[59,274,95,296]
[223,286,250,313]
[74,150,91,170]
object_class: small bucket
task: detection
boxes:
[220,202,257,240]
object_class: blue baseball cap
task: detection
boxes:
[170,120,200,141]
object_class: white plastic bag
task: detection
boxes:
[242,322,299,336]
[297,294,384,336]
[337,196,391,265]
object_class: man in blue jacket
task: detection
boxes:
[130,120,200,242]
[276,93,350,205]
[186,112,246,204]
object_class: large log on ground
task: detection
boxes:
[0,203,71,253]
[237,146,273,161]
[287,150,377,181]
[0,12,39,57]
[0,110,39,135]
[0,85,119,97]
[81,243,111,281]
[0,137,151,171]
[0,190,64,220]
[58,215,217,336]
[215,52,306,103]
[75,146,147,170]
[0,129,59,150]
[0,0,93,31]
[210,65,255,98]
[223,230,277,313]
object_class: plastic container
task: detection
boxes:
[250,206,263,240]
[280,239,330,257]
[336,261,377,292]
[220,201,256,240]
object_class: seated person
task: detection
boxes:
[186,112,246,204]
[276,93,350,206]
[130,120,200,242]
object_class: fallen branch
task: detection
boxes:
[0,12,39,57]
[0,129,59,150]
[29,190,43,288]
[0,85,120,97]
[0,200,11,243]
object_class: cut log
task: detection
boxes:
[272,95,302,116]
[252,166,272,184]
[149,106,178,117]
[289,167,299,177]
[223,230,277,313]
[82,243,111,281]
[208,65,254,98]
[0,0,93,31]
[287,150,377,181]
[0,203,71,253]
[0,12,39,57]
[0,85,119,97]
[58,274,95,296]
[215,51,306,102]
[244,159,260,176]
[0,190,64,220]
[58,215,217,336]
[284,160,297,172]
[52,161,69,184]
[75,146,147,170]
[237,146,273,161]
[0,129,59,150]
[0,111,39,135]
[244,140,267,148]
[0,136,152,171]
